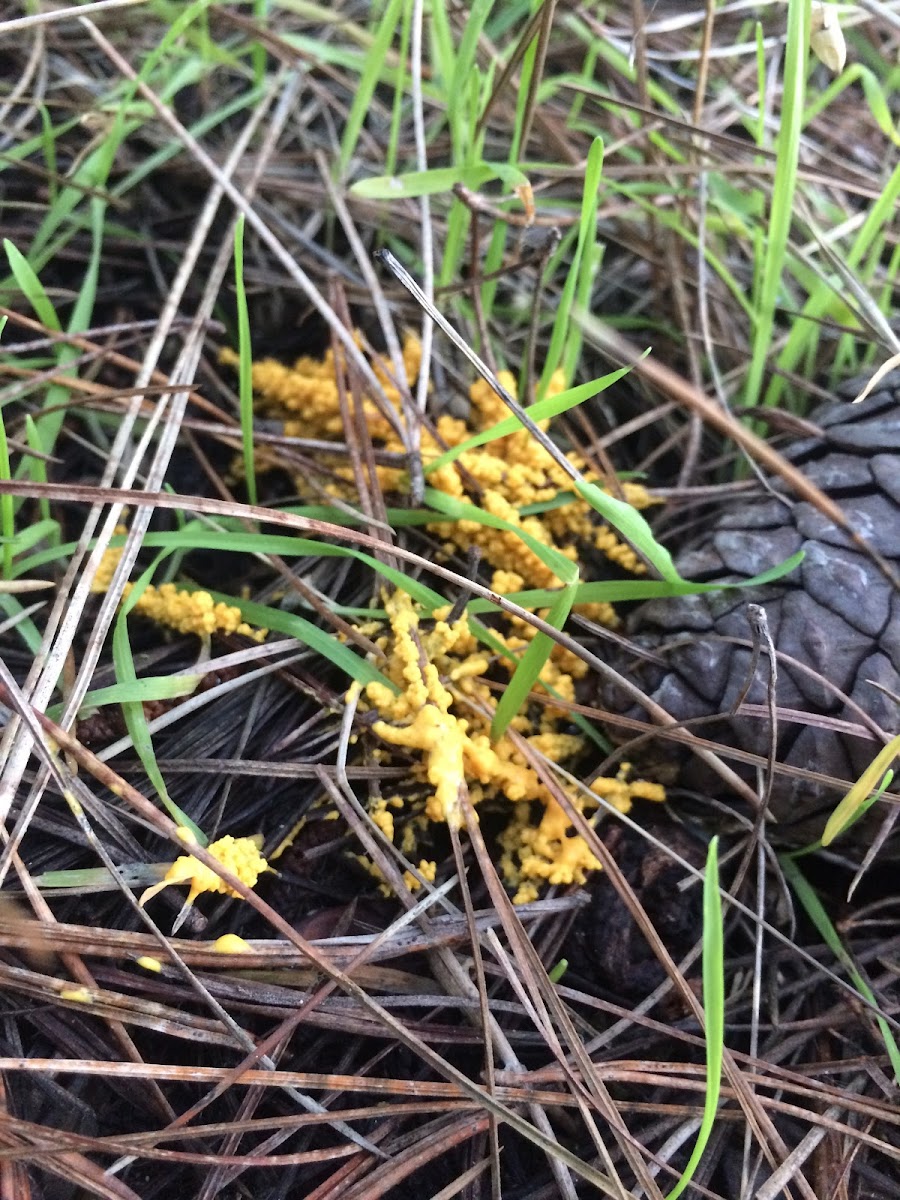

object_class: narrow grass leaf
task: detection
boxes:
[464,549,804,614]
[114,567,206,842]
[233,215,257,506]
[574,478,681,582]
[10,518,58,558]
[134,526,448,611]
[0,354,11,582]
[781,854,900,1080]
[539,135,603,394]
[0,595,42,654]
[4,240,61,331]
[23,417,54,532]
[201,591,397,692]
[424,486,579,585]
[424,365,632,474]
[72,675,205,715]
[339,0,404,178]
[351,161,528,200]
[32,864,166,893]
[744,0,809,409]
[666,836,724,1200]
[491,583,577,740]
[822,734,900,846]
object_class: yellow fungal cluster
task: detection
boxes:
[427,371,652,615]
[124,582,266,642]
[362,590,664,903]
[90,526,266,642]
[222,335,654,622]
[222,332,666,902]
[139,831,270,909]
[91,527,126,592]
[221,334,422,443]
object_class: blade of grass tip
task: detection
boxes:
[573,477,682,583]
[780,854,900,1081]
[491,582,577,740]
[821,734,900,847]
[233,215,257,508]
[665,836,724,1200]
[788,774,892,860]
[114,565,207,843]
[424,365,633,475]
[538,135,603,396]
[744,0,810,411]
[4,239,61,332]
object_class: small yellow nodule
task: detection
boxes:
[213,934,251,955]
[136,956,163,973]
[59,986,92,1004]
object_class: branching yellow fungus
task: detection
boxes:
[361,591,664,901]
[216,336,667,901]
[139,831,270,909]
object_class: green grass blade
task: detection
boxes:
[339,0,405,179]
[463,549,805,614]
[9,519,58,558]
[0,594,42,654]
[233,215,258,507]
[23,417,54,533]
[351,161,528,200]
[821,735,900,846]
[491,581,577,740]
[120,525,448,611]
[115,568,207,842]
[744,0,810,409]
[423,487,579,585]
[201,591,397,693]
[424,365,632,474]
[781,854,900,1080]
[50,674,205,717]
[538,135,603,394]
[666,836,724,1199]
[3,240,62,331]
[0,399,11,585]
[573,478,680,583]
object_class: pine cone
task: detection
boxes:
[608,375,900,839]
